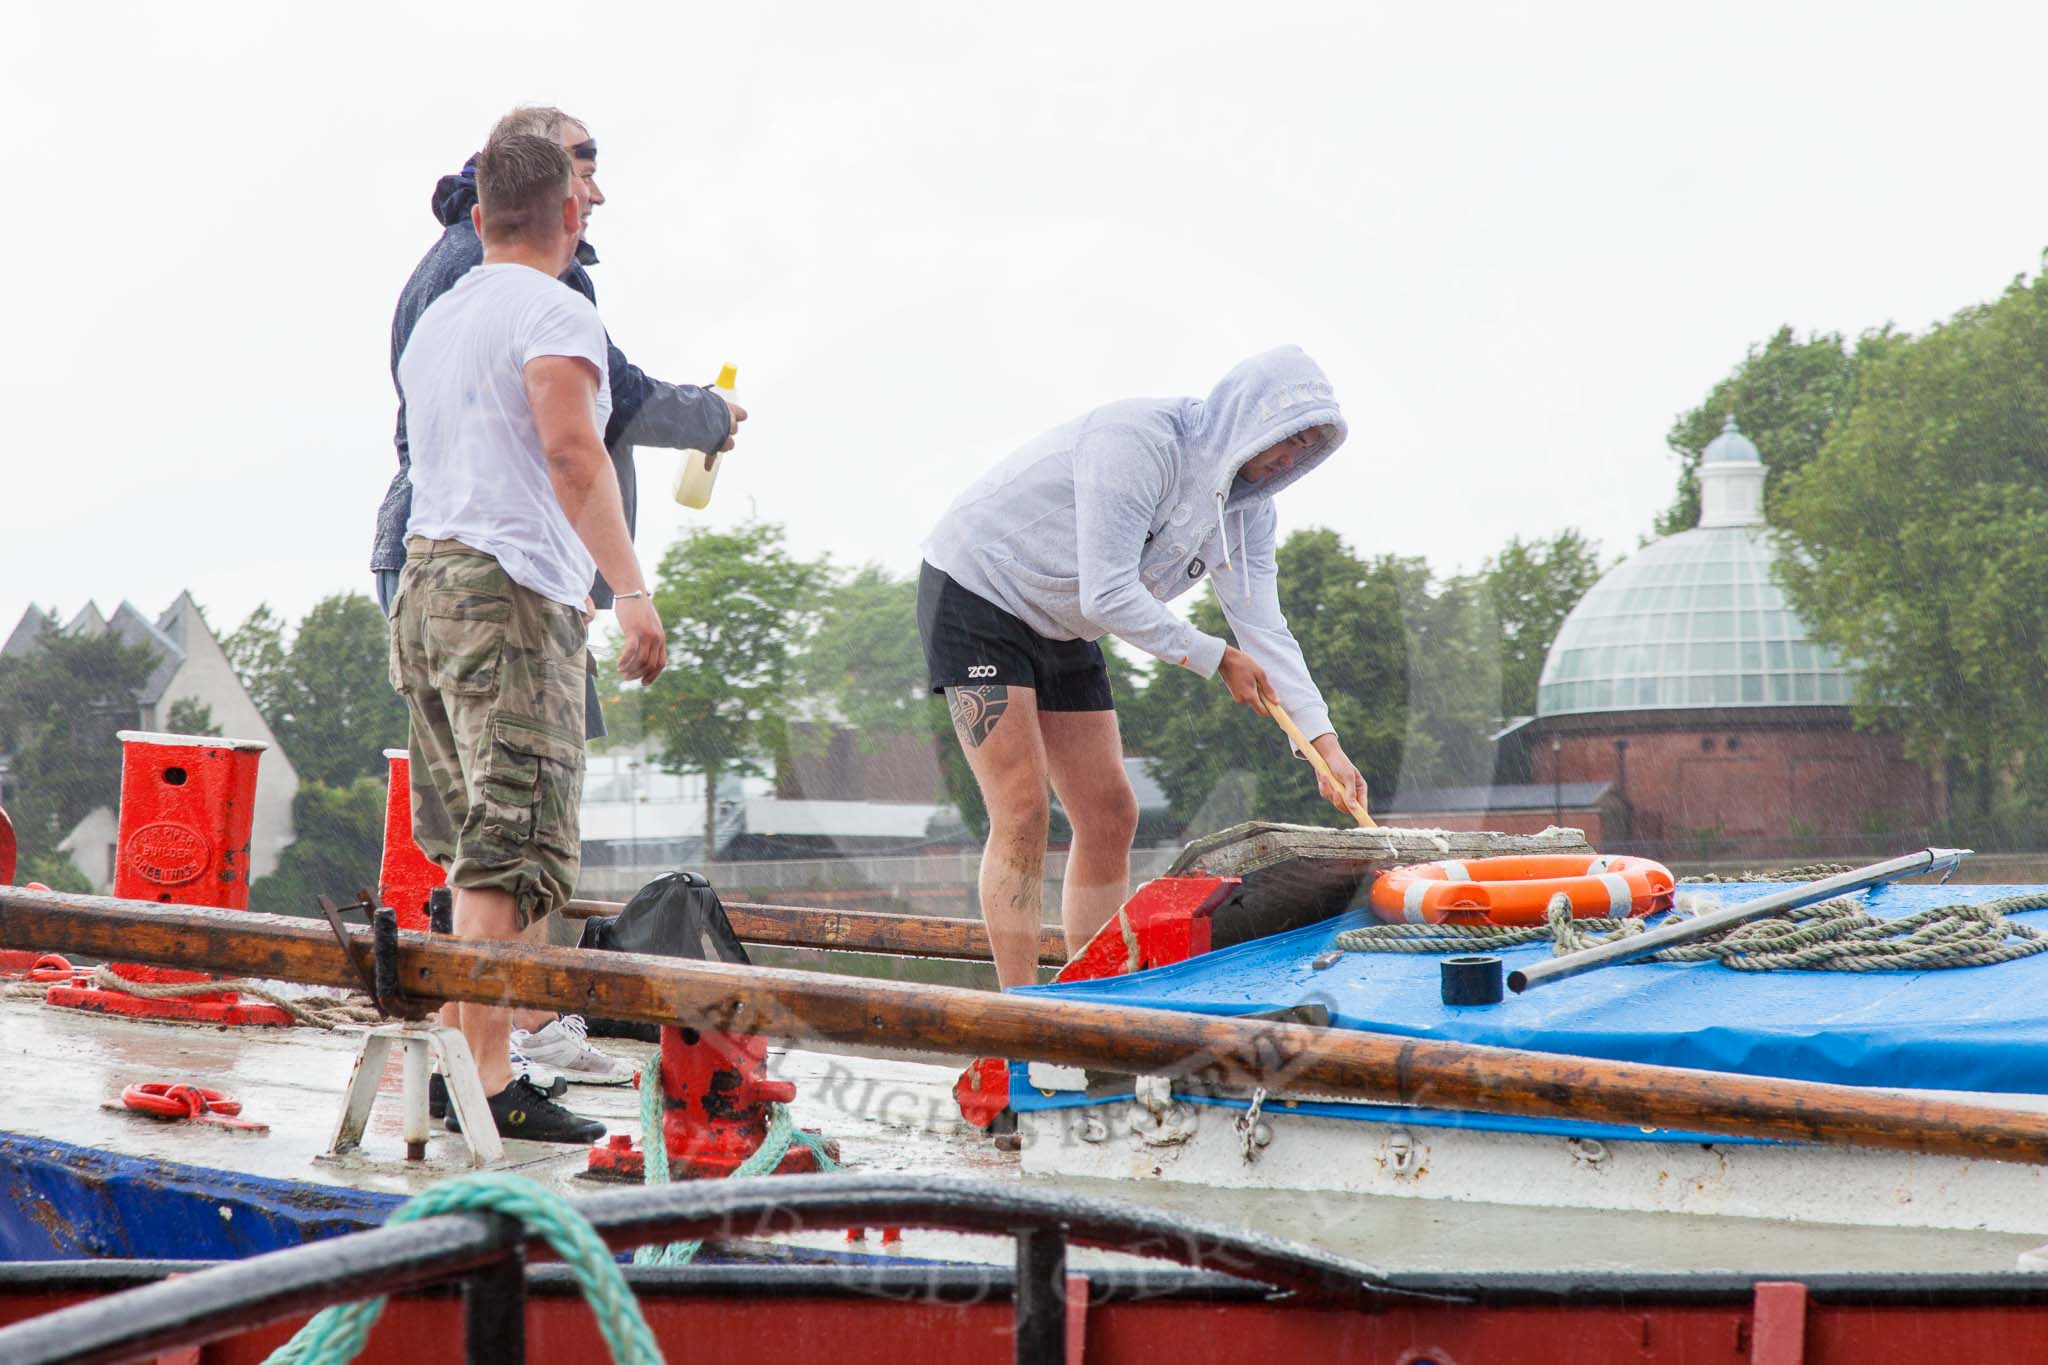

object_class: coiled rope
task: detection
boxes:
[263,1171,664,1365]
[632,1064,839,1266]
[1334,890,2048,972]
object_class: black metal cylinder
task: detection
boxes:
[1441,955,1504,1006]
[427,887,453,936]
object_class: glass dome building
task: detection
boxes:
[1498,415,1942,853]
[1538,416,1852,718]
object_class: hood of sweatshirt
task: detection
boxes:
[430,156,599,266]
[1182,345,1348,573]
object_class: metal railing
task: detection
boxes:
[0,1174,1400,1365]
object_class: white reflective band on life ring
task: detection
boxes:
[1598,873,1633,917]
[1439,860,1470,882]
[1403,879,1430,923]
[1587,856,1612,875]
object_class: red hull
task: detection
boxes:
[10,1273,2048,1364]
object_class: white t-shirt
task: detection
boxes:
[398,263,614,608]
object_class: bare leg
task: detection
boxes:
[949,684,1049,989]
[509,916,559,1034]
[1041,708,1139,952]
[453,886,521,1094]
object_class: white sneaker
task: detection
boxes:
[510,1015,636,1085]
[509,1051,564,1093]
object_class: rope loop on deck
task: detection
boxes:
[80,965,383,1029]
[1334,890,2048,972]
[263,1171,664,1365]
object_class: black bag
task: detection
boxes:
[578,871,749,1040]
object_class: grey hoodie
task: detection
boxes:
[922,346,1348,743]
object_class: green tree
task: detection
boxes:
[1775,270,2048,823]
[640,521,830,859]
[223,604,292,721]
[164,697,220,737]
[794,564,989,831]
[1139,530,1411,831]
[1659,326,1899,535]
[1397,566,1501,792]
[803,565,930,747]
[0,627,156,851]
[1480,530,1604,718]
[20,850,92,893]
[226,594,405,786]
[248,777,386,915]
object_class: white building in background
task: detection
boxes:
[0,592,299,888]
[577,739,951,874]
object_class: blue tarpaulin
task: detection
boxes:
[1010,881,2048,1136]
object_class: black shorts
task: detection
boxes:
[916,562,1114,712]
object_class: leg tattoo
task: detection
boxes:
[948,685,1011,748]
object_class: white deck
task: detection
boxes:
[5,996,2045,1275]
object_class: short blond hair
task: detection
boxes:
[489,105,585,145]
[475,134,573,245]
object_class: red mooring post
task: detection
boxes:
[45,730,293,1026]
[378,748,445,932]
[586,1026,840,1181]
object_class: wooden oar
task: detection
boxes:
[1261,688,1375,827]
[7,885,2048,1165]
[565,896,1070,967]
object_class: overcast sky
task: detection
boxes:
[6,1,2045,648]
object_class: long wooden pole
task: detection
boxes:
[6,887,2048,1165]
[563,897,1071,967]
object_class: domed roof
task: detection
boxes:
[1536,524,1852,717]
[1701,413,1762,465]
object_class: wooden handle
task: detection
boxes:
[565,897,1070,966]
[1262,690,1375,827]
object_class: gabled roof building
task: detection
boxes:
[1,593,299,888]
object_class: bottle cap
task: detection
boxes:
[716,363,738,389]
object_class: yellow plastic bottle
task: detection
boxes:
[673,363,739,509]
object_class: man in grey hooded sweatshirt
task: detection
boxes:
[919,346,1368,987]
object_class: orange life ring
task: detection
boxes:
[1370,854,1676,926]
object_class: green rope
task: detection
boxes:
[262,1171,664,1365]
[632,1063,839,1267]
[1334,890,2048,972]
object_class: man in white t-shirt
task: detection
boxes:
[390,133,667,1145]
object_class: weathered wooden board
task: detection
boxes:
[1167,822,1595,948]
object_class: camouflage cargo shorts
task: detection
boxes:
[388,538,588,929]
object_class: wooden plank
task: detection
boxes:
[565,897,1071,967]
[6,887,2048,1166]
[1169,822,1596,948]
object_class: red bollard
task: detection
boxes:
[585,1026,838,1181]
[378,749,445,932]
[658,1026,834,1178]
[45,731,292,1027]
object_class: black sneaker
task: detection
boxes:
[430,1071,562,1122]
[446,1077,605,1144]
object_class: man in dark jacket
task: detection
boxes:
[371,106,740,681]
